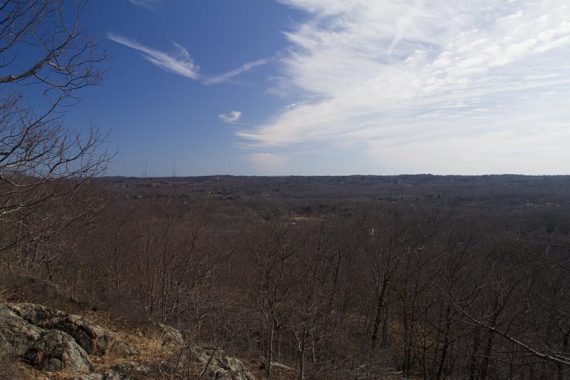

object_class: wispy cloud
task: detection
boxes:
[205,58,271,85]
[219,111,242,124]
[240,0,570,174]
[108,33,269,85]
[128,0,160,10]
[108,33,199,80]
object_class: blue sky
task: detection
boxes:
[66,0,570,176]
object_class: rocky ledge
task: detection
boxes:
[0,303,255,380]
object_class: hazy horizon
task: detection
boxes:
[101,173,570,179]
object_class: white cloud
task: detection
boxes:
[108,33,200,80]
[204,58,272,85]
[128,0,160,10]
[245,153,288,172]
[108,33,270,85]
[219,111,242,124]
[239,0,570,173]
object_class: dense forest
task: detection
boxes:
[4,174,570,379]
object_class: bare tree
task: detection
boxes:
[247,222,302,379]
[365,214,409,351]
[0,0,109,253]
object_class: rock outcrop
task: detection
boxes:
[0,303,116,375]
[9,303,114,356]
[0,303,256,379]
[0,304,43,357]
[192,346,256,380]
[22,330,93,373]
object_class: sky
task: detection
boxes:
[64,0,570,176]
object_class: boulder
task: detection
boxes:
[22,330,93,373]
[0,303,112,374]
[192,346,256,380]
[0,304,43,356]
[111,361,151,378]
[9,303,115,355]
[0,330,12,354]
[109,339,139,357]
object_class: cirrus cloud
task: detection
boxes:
[108,33,270,85]
[239,0,570,174]
[128,0,160,10]
[108,33,199,80]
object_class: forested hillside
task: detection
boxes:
[4,174,570,379]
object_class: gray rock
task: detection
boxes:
[192,346,256,380]
[9,303,115,355]
[0,330,14,355]
[22,329,93,373]
[109,340,139,357]
[6,303,55,325]
[112,361,151,377]
[0,304,43,356]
